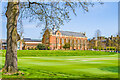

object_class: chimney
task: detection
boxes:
[83,32,86,36]
[93,37,95,39]
[52,24,55,31]
[117,35,119,37]
[52,24,57,33]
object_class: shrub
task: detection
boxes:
[93,47,97,50]
[63,43,70,50]
[98,47,101,51]
[37,44,46,50]
[47,47,50,50]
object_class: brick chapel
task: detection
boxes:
[42,27,88,50]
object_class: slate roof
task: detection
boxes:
[23,38,42,42]
[49,28,86,37]
[59,31,86,37]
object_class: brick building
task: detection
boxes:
[42,28,88,50]
[21,38,42,50]
[0,38,42,50]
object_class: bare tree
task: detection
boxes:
[2,0,102,73]
[95,29,101,39]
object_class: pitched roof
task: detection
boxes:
[59,31,86,37]
[49,28,86,37]
[23,38,42,42]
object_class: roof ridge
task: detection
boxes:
[60,30,83,34]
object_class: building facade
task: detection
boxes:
[88,35,120,50]
[42,28,88,50]
[0,39,7,50]
[21,38,42,50]
[0,38,42,50]
[0,39,22,50]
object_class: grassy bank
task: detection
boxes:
[1,50,117,57]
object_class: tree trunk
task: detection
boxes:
[3,1,19,73]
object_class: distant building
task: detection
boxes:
[88,35,120,50]
[42,28,88,50]
[1,38,42,50]
[21,38,42,50]
[0,39,7,50]
[88,37,98,49]
[0,39,23,50]
[106,35,119,50]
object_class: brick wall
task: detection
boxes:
[43,29,88,50]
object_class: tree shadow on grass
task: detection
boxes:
[99,66,118,73]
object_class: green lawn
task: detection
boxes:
[0,50,118,78]
[1,50,117,57]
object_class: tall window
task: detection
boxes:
[81,40,83,44]
[74,39,76,46]
[78,39,80,46]
[66,38,68,43]
[80,39,81,45]
[85,40,87,46]
[58,38,59,44]
[62,38,64,44]
[68,38,70,44]
[83,40,85,48]
[64,39,66,44]
[70,39,72,45]
[78,39,79,44]
[45,35,49,44]
[81,40,83,49]
[85,40,86,45]
[76,39,78,46]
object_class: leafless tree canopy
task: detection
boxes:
[18,1,95,31]
[95,29,101,38]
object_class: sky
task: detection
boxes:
[118,2,120,36]
[1,2,118,39]
[0,2,2,39]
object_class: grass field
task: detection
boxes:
[0,50,118,78]
[1,50,117,57]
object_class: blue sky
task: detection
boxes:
[118,2,120,35]
[2,2,118,39]
[0,2,2,39]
